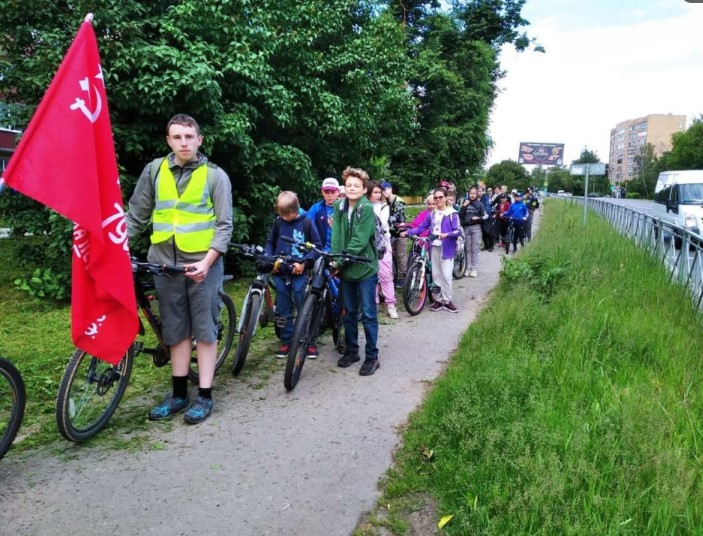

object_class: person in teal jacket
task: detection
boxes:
[331,166,380,376]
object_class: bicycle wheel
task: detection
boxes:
[331,295,346,354]
[232,293,260,376]
[0,357,26,460]
[505,226,513,254]
[56,346,134,442]
[189,292,236,383]
[403,263,427,316]
[453,249,466,279]
[285,293,317,391]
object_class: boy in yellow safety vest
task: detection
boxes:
[125,114,233,425]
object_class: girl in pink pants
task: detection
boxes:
[367,181,399,319]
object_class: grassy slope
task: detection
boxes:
[0,238,283,452]
[369,201,703,535]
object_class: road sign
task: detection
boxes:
[570,163,606,176]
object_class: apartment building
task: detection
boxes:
[608,113,686,184]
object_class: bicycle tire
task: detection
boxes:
[188,292,236,383]
[0,357,26,460]
[331,299,345,354]
[403,263,427,316]
[232,292,260,376]
[453,249,466,279]
[284,293,317,391]
[56,346,134,442]
[505,225,513,254]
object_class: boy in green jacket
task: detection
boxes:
[331,167,380,375]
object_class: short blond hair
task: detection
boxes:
[276,191,300,216]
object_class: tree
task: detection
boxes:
[571,148,608,195]
[387,0,540,194]
[664,117,703,170]
[0,0,416,298]
[546,167,573,193]
[631,143,658,199]
[485,159,528,190]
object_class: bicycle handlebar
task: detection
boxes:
[229,242,298,265]
[408,234,439,242]
[280,236,371,265]
[131,258,194,275]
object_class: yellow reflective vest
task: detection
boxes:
[151,159,215,252]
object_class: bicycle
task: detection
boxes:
[229,243,284,376]
[55,259,236,442]
[0,357,26,460]
[403,235,438,316]
[453,228,467,279]
[280,236,370,391]
[503,217,526,254]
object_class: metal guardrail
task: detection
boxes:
[569,197,703,310]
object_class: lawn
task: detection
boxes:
[0,238,288,452]
[359,200,703,534]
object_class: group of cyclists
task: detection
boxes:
[121,113,540,425]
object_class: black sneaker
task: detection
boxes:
[338,352,360,368]
[430,301,443,312]
[359,358,379,376]
[444,301,458,313]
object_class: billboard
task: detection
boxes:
[518,142,564,165]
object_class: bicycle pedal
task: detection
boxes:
[133,341,144,356]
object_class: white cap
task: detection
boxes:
[321,177,340,191]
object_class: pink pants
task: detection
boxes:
[376,241,396,306]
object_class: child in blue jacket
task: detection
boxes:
[502,191,528,253]
[265,191,321,359]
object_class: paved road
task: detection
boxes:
[0,219,529,535]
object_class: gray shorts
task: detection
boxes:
[154,258,224,345]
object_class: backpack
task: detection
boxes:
[271,216,313,250]
[339,199,387,258]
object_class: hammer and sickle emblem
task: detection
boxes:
[69,67,104,123]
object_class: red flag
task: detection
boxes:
[2,16,137,365]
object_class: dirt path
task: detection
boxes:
[0,222,527,535]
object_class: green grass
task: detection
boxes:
[0,240,289,454]
[371,201,703,534]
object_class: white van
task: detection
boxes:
[654,170,703,235]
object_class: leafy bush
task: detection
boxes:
[500,254,569,299]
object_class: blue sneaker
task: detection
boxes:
[184,396,214,425]
[148,394,189,421]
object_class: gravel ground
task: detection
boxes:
[0,223,530,535]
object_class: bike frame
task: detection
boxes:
[237,271,275,338]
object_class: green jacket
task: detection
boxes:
[331,196,378,281]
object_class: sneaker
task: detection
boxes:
[183,396,214,425]
[359,358,380,376]
[338,351,361,368]
[444,301,458,313]
[276,344,289,359]
[387,306,399,319]
[306,345,319,359]
[394,279,405,289]
[463,269,471,277]
[469,269,478,278]
[148,394,189,421]
[430,301,444,312]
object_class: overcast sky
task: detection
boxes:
[486,0,703,168]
